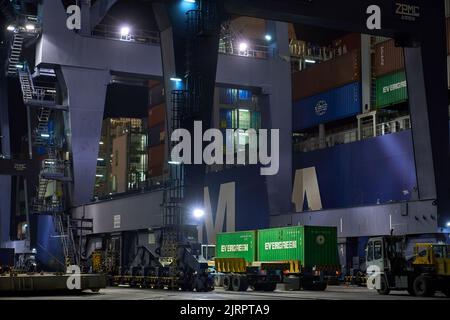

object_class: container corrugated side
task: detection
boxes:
[148,123,165,147]
[257,226,304,262]
[293,82,361,131]
[447,17,450,54]
[374,39,404,77]
[148,103,166,127]
[148,143,165,177]
[292,50,361,101]
[375,70,408,108]
[303,226,338,268]
[216,231,257,263]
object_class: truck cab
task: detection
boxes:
[366,236,450,297]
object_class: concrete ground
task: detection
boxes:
[0,285,448,300]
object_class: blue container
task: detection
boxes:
[293,82,362,131]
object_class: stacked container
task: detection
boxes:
[373,39,408,109]
[292,47,362,131]
[147,82,166,178]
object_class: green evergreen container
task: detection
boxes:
[375,70,408,108]
[257,226,338,268]
[216,231,257,263]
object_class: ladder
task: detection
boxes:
[7,34,24,76]
[34,108,52,146]
[53,214,78,267]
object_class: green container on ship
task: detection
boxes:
[257,226,338,268]
[375,70,408,108]
[216,230,257,263]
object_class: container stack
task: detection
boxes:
[147,82,166,179]
[373,39,408,110]
[292,34,362,132]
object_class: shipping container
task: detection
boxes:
[447,17,450,54]
[292,49,360,101]
[148,165,163,178]
[375,70,408,108]
[216,231,257,263]
[148,144,165,167]
[257,226,338,268]
[148,123,166,147]
[148,103,166,128]
[293,81,361,131]
[374,39,404,77]
[149,83,165,106]
[332,33,361,53]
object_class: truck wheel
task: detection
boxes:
[231,275,242,291]
[214,275,223,287]
[377,276,390,295]
[223,275,232,291]
[413,275,435,297]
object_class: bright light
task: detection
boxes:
[239,109,249,112]
[97,158,104,161]
[239,42,248,51]
[31,248,37,254]
[120,26,131,37]
[96,174,104,178]
[193,208,205,219]
[265,34,272,41]
[25,24,35,31]
[447,221,450,227]
[184,0,196,3]
[170,77,182,82]
[305,59,316,64]
[168,161,182,165]
[99,141,104,145]
[7,25,15,31]
[16,64,24,69]
[40,133,50,138]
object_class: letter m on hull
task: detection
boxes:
[198,182,236,244]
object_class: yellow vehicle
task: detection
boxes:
[366,236,450,297]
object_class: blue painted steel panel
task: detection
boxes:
[203,165,270,235]
[293,82,362,131]
[293,130,417,209]
[34,215,65,272]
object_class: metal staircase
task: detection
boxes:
[18,68,33,100]
[7,34,24,76]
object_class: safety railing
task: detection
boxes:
[218,39,272,59]
[91,24,160,45]
[33,86,57,103]
[41,159,68,178]
[294,116,412,153]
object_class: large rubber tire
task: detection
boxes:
[223,275,232,291]
[232,275,248,291]
[413,275,435,297]
[214,275,223,287]
[377,276,391,295]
